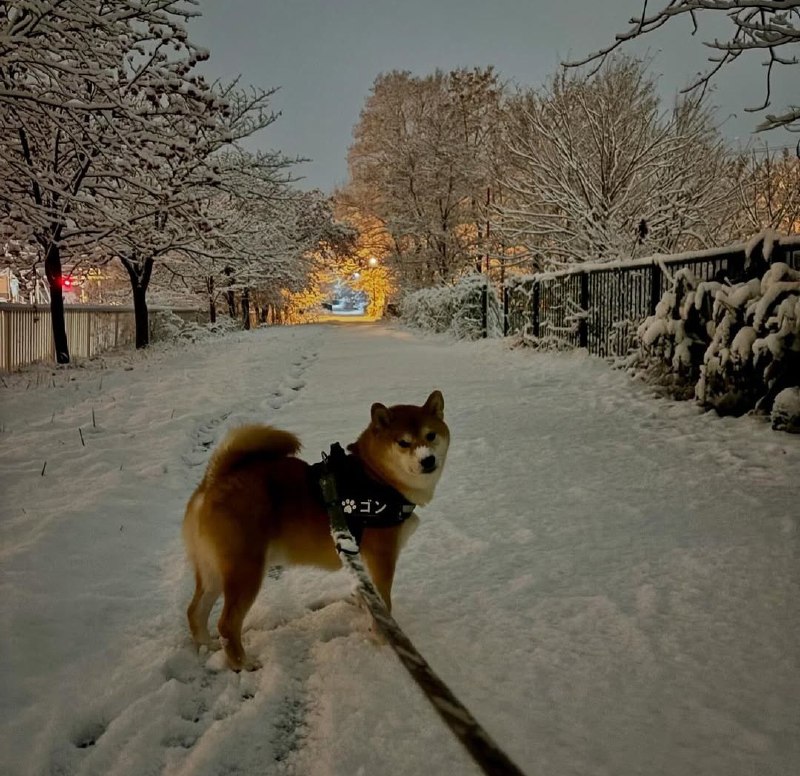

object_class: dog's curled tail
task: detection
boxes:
[202,425,301,486]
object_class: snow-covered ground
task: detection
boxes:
[1,322,798,776]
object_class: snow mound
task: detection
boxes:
[772,387,800,433]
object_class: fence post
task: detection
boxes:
[4,308,11,371]
[727,249,746,281]
[502,286,509,336]
[480,284,488,339]
[579,271,589,349]
[649,262,662,315]
[532,280,540,338]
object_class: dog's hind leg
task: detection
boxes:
[187,570,221,648]
[218,561,264,672]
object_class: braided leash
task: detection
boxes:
[318,459,526,776]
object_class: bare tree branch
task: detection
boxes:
[564,1,800,133]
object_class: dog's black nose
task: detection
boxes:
[420,455,436,472]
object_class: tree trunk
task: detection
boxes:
[223,265,236,318]
[207,276,216,323]
[132,283,149,348]
[121,255,154,349]
[242,287,251,331]
[44,242,70,364]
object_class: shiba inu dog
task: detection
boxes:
[183,390,449,671]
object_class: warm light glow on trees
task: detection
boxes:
[734,149,800,235]
[280,272,329,322]
[343,67,503,289]
[320,204,397,317]
[349,258,394,318]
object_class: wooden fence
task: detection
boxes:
[502,239,800,357]
[0,304,205,371]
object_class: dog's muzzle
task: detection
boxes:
[420,455,437,474]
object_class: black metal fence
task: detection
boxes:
[501,240,800,357]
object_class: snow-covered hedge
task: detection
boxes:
[400,275,502,339]
[632,261,800,430]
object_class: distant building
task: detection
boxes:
[0,268,19,302]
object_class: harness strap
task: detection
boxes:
[317,455,526,776]
[314,443,414,545]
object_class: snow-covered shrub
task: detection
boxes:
[150,310,237,343]
[150,309,186,342]
[631,267,719,398]
[631,258,800,423]
[697,262,800,416]
[400,275,501,339]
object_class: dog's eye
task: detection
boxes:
[426,432,436,442]
[397,439,411,448]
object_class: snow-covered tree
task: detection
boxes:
[566,0,800,134]
[345,67,504,289]
[97,87,288,347]
[0,0,216,361]
[256,190,356,322]
[161,169,352,327]
[498,57,736,269]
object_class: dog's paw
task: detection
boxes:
[237,656,262,673]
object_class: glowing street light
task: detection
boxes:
[368,256,378,267]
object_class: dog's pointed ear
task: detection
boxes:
[424,390,444,419]
[371,402,392,429]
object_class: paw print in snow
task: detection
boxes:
[342,499,356,514]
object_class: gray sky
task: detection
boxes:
[189,0,796,192]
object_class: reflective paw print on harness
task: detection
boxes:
[342,498,357,514]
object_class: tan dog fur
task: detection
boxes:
[183,390,450,670]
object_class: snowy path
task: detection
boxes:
[1,323,798,776]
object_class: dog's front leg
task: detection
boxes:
[360,541,398,613]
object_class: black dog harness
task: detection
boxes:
[311,443,415,545]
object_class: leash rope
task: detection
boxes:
[318,462,526,776]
